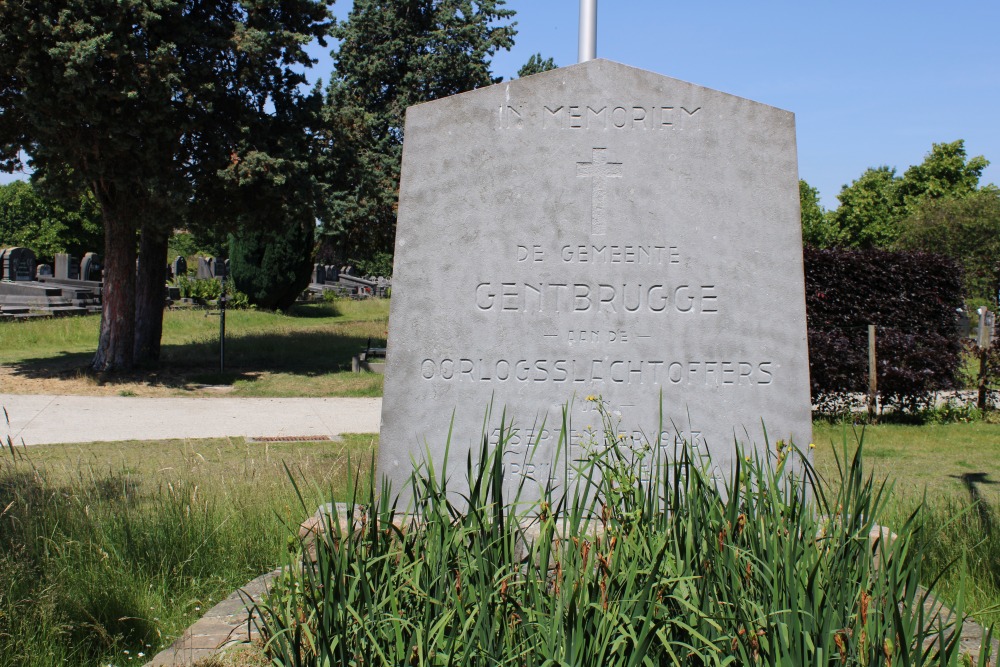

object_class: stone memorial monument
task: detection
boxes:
[197,256,214,280]
[4,247,36,282]
[171,256,187,281]
[80,252,101,282]
[54,253,80,280]
[380,60,812,505]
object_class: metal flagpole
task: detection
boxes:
[579,0,597,63]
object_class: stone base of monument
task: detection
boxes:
[351,349,386,374]
[0,281,96,318]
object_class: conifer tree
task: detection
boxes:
[0,0,330,369]
[323,0,516,261]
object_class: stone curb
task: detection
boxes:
[145,568,279,667]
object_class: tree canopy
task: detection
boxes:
[322,0,517,261]
[518,53,557,78]
[799,179,840,247]
[896,188,1000,305]
[0,180,103,260]
[0,0,330,369]
[829,140,989,248]
[830,165,901,248]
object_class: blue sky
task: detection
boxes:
[5,1,998,211]
[319,0,1000,209]
[487,1,1000,209]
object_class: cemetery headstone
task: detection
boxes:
[5,247,36,282]
[54,253,80,280]
[171,256,188,281]
[312,263,326,285]
[36,264,53,278]
[379,60,812,505]
[197,256,214,280]
[80,252,101,281]
[0,248,7,281]
[326,265,339,283]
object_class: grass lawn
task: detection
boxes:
[1,422,997,665]
[0,434,375,667]
[812,421,1000,630]
[812,421,1000,502]
[0,299,389,398]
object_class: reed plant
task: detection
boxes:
[260,401,996,666]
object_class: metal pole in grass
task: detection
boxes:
[218,260,228,373]
[867,324,877,422]
[977,306,993,411]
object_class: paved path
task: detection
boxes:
[146,568,279,666]
[0,394,382,445]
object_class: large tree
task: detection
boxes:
[322,0,517,261]
[897,140,989,215]
[0,0,330,370]
[830,165,902,248]
[831,140,989,249]
[798,179,840,248]
[0,180,103,260]
[896,188,1000,304]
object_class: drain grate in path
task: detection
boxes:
[246,435,332,443]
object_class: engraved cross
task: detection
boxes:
[577,148,622,235]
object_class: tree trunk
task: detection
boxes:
[134,223,169,363]
[92,207,137,372]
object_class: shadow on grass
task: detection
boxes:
[288,301,342,318]
[3,328,385,389]
[949,471,999,532]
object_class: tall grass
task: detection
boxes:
[892,496,1000,632]
[812,423,1000,631]
[260,403,996,666]
[0,427,372,666]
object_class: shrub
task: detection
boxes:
[351,251,393,279]
[175,276,251,309]
[228,224,314,312]
[805,247,964,416]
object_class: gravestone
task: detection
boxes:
[0,248,7,281]
[36,264,53,278]
[197,256,214,280]
[171,256,188,281]
[379,60,813,505]
[312,263,326,285]
[80,252,101,281]
[54,253,80,280]
[4,247,36,282]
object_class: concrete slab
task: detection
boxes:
[0,394,381,445]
